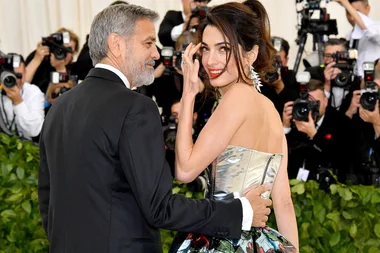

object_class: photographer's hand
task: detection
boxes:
[34,42,50,63]
[270,70,285,94]
[282,101,294,128]
[324,62,342,92]
[3,85,23,105]
[345,90,361,118]
[333,0,367,30]
[294,112,317,139]
[25,41,50,83]
[359,101,380,138]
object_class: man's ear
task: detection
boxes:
[108,33,122,58]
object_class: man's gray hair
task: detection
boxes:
[88,4,158,65]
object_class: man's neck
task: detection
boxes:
[98,58,134,88]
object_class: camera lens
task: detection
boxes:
[360,92,377,112]
[1,71,17,88]
[292,100,309,121]
[335,73,349,87]
[53,47,66,61]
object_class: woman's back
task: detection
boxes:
[227,83,284,154]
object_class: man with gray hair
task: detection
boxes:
[38,4,271,253]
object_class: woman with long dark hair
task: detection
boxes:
[171,0,299,252]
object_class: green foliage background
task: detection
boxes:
[1,133,379,253]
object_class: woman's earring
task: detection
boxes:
[250,65,262,93]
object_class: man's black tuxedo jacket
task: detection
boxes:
[158,10,184,47]
[286,106,355,181]
[38,68,242,253]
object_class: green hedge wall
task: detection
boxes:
[1,133,379,253]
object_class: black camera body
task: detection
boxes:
[42,32,73,61]
[266,55,282,83]
[360,62,379,112]
[0,54,22,89]
[330,50,357,88]
[191,6,209,19]
[163,116,177,151]
[292,72,320,122]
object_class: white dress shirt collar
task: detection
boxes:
[316,114,325,131]
[95,63,131,89]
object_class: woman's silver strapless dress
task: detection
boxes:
[170,145,297,253]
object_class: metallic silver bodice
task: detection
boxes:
[208,145,283,200]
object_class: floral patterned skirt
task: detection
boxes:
[169,227,297,253]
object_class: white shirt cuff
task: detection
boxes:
[171,24,184,42]
[13,101,28,116]
[283,127,291,134]
[324,90,331,98]
[238,196,253,231]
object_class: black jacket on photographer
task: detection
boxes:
[261,67,299,115]
[286,106,355,182]
[305,65,361,113]
[350,114,380,185]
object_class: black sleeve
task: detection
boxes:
[119,95,243,239]
[158,11,182,47]
[38,127,50,234]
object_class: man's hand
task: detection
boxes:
[324,62,342,92]
[359,101,380,125]
[282,101,294,128]
[360,101,380,138]
[294,112,317,139]
[244,185,272,227]
[346,90,361,118]
[2,85,23,105]
[269,71,285,94]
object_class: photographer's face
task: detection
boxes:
[346,2,370,27]
[277,50,288,67]
[309,89,328,117]
[190,0,208,10]
[324,45,345,64]
[13,62,26,88]
[122,19,159,88]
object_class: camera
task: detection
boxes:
[163,115,177,151]
[292,72,320,121]
[51,86,71,99]
[50,72,78,86]
[161,47,174,68]
[0,54,22,89]
[42,32,73,60]
[330,49,357,88]
[191,6,209,19]
[360,62,379,112]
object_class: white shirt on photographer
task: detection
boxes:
[0,82,45,140]
[350,11,380,77]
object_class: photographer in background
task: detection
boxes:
[158,0,210,47]
[25,28,79,94]
[334,0,380,77]
[261,36,299,114]
[0,53,45,141]
[306,38,360,113]
[164,99,207,193]
[283,77,354,183]
[348,59,380,185]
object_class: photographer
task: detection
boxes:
[306,38,360,113]
[25,28,79,94]
[165,99,206,192]
[283,79,354,182]
[0,54,45,140]
[261,37,299,114]
[158,0,210,47]
[334,0,380,77]
[348,59,380,184]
